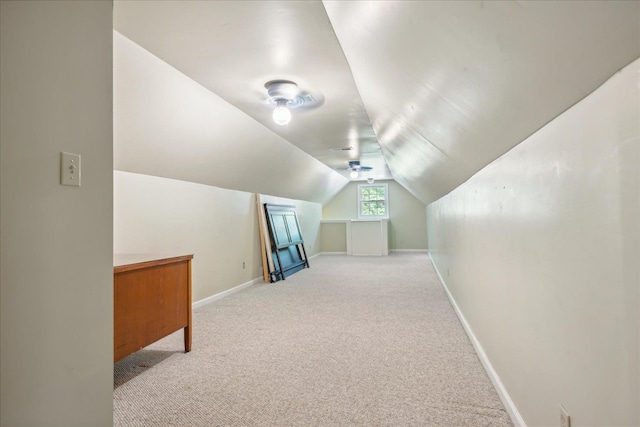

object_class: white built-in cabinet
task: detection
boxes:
[321,219,389,256]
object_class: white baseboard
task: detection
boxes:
[428,252,526,427]
[192,277,263,309]
[320,251,429,255]
[308,252,323,260]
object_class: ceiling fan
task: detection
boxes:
[345,160,373,179]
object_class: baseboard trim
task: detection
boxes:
[320,251,428,255]
[428,252,526,427]
[192,277,263,309]
[308,252,323,260]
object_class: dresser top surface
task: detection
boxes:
[114,254,194,269]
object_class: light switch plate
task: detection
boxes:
[560,405,571,427]
[61,152,81,187]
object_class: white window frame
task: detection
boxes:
[357,183,389,220]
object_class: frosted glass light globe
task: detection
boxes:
[350,170,359,179]
[272,104,291,126]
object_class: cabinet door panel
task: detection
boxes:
[270,213,290,247]
[285,213,302,243]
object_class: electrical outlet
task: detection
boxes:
[560,405,571,427]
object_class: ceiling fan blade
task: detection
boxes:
[345,160,373,172]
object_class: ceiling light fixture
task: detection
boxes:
[264,80,324,127]
[350,170,359,179]
[272,99,292,126]
[265,80,299,126]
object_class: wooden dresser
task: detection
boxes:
[113,254,193,362]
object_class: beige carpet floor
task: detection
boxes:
[114,253,513,426]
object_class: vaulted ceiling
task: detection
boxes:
[113,0,639,205]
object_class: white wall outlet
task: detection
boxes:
[60,152,81,187]
[560,405,571,427]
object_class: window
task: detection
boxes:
[358,183,389,219]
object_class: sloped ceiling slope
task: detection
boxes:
[324,0,640,204]
[114,0,639,206]
[114,0,392,185]
[114,32,348,205]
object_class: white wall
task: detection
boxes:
[0,1,113,426]
[114,171,322,303]
[428,59,639,426]
[323,180,427,250]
